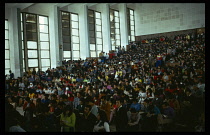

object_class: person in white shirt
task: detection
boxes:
[19,81,25,90]
[138,89,147,104]
[43,88,51,95]
[50,88,56,95]
[93,110,110,132]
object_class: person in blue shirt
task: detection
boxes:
[141,102,160,132]
[130,99,141,112]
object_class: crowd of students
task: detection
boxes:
[5,31,205,132]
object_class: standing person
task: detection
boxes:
[130,99,141,112]
[141,103,160,132]
[127,108,141,132]
[80,105,97,132]
[60,105,76,132]
[105,53,109,63]
[100,96,111,122]
[88,99,99,117]
[9,70,14,79]
[156,53,162,67]
[23,97,35,131]
[99,51,105,63]
[73,92,80,109]
[93,110,110,132]
[108,51,114,59]
[148,53,154,68]
[115,99,128,132]
[161,102,175,123]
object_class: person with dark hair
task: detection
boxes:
[80,105,97,132]
[127,108,141,132]
[130,99,141,112]
[162,102,175,120]
[60,105,76,132]
[34,98,44,117]
[9,70,14,79]
[152,93,164,109]
[141,102,160,132]
[115,99,128,132]
[22,97,35,131]
[41,94,50,106]
[76,99,85,113]
[93,110,110,132]
[88,99,98,117]
[100,96,111,122]
[9,118,26,132]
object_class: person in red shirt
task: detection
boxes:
[68,93,74,102]
[108,51,114,59]
[165,85,175,93]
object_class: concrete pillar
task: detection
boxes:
[9,8,21,78]
[78,4,90,59]
[100,4,111,54]
[118,3,129,49]
[49,5,61,68]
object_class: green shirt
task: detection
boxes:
[60,113,76,132]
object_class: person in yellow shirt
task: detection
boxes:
[60,105,76,132]
[134,84,140,92]
[115,68,122,79]
[28,92,35,99]
[105,76,109,81]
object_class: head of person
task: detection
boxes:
[63,105,73,116]
[97,110,108,122]
[116,99,124,108]
[162,102,169,109]
[25,97,30,103]
[130,108,137,114]
[132,99,138,104]
[84,105,92,114]
[88,99,95,106]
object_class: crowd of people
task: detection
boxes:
[5,31,205,132]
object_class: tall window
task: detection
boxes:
[71,13,80,60]
[61,11,80,60]
[110,9,121,50]
[88,9,103,57]
[88,10,96,57]
[5,20,10,75]
[95,11,103,57]
[127,8,135,43]
[39,16,51,71]
[21,13,51,72]
[88,10,103,57]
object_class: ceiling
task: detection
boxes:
[5,3,136,10]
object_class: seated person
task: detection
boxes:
[93,110,110,132]
[160,102,175,124]
[130,99,141,112]
[79,105,97,132]
[127,108,141,132]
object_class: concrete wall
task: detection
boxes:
[135,3,205,36]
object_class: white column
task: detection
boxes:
[119,3,129,49]
[78,4,90,59]
[9,7,21,78]
[100,4,111,54]
[49,5,60,68]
